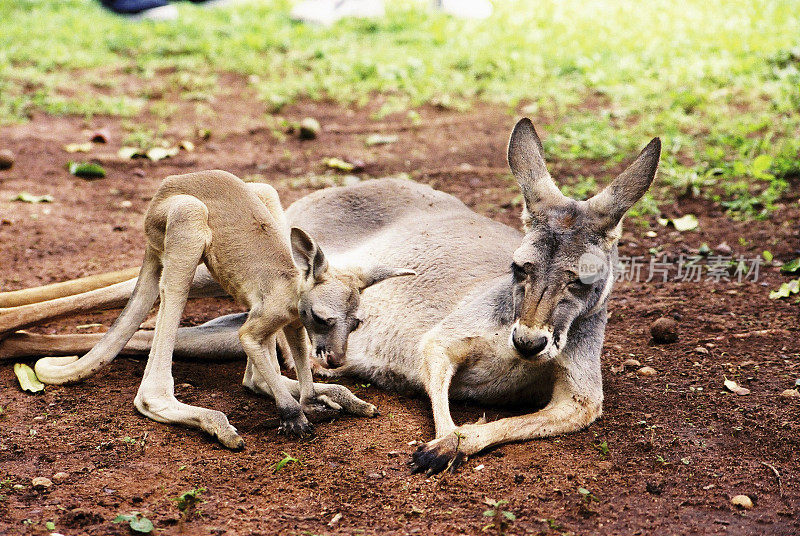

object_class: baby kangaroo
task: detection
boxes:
[34,170,414,449]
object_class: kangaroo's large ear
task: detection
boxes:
[357,265,416,291]
[586,138,661,234]
[508,118,568,227]
[290,227,329,281]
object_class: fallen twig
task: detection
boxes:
[760,461,783,497]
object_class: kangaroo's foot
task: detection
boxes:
[409,432,467,475]
[134,390,244,450]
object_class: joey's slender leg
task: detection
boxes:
[281,322,317,408]
[239,313,313,437]
[133,196,243,450]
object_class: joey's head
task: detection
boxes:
[290,227,415,368]
[506,118,661,362]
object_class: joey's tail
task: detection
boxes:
[34,248,162,384]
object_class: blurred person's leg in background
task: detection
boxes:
[98,0,238,20]
[99,0,178,20]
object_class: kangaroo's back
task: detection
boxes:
[150,170,296,303]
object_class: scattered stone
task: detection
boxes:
[0,149,14,170]
[779,389,799,398]
[637,366,657,377]
[715,241,732,255]
[298,117,321,140]
[90,128,111,143]
[52,472,69,483]
[328,513,342,526]
[387,450,402,458]
[474,464,485,471]
[650,317,679,344]
[32,476,53,489]
[622,358,642,369]
[731,494,753,509]
[724,379,750,396]
[645,230,657,238]
[694,346,709,355]
[367,472,383,479]
[342,175,361,186]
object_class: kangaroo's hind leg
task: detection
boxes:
[133,195,243,450]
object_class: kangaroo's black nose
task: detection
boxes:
[512,328,548,359]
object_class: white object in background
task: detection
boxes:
[290,0,386,25]
[434,0,493,19]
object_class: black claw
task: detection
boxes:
[277,417,315,438]
[409,444,461,476]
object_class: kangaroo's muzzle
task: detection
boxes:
[510,324,551,360]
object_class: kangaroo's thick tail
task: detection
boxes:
[34,248,162,384]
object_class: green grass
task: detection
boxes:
[2,0,799,218]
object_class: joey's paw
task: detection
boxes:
[311,364,339,380]
[277,415,315,438]
[302,397,342,423]
[409,435,466,475]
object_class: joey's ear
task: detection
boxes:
[508,118,568,225]
[586,137,661,234]
[290,227,329,280]
[357,266,416,291]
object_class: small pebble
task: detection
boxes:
[779,389,799,398]
[650,317,679,344]
[694,346,709,355]
[120,200,133,208]
[90,128,110,143]
[328,513,342,526]
[31,477,53,489]
[474,464,485,471]
[622,358,642,368]
[715,242,732,255]
[52,472,69,483]
[387,450,402,458]
[637,366,657,377]
[731,494,753,509]
[0,149,14,170]
[298,117,321,140]
[367,472,382,479]
[645,230,657,238]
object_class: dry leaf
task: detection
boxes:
[14,363,45,393]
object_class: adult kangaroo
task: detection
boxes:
[0,119,660,474]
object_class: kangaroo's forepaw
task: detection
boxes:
[217,427,245,451]
[409,434,466,476]
[277,414,315,438]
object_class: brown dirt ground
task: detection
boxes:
[1,77,799,536]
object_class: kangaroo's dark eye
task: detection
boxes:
[511,262,526,281]
[567,279,590,292]
[311,310,331,326]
